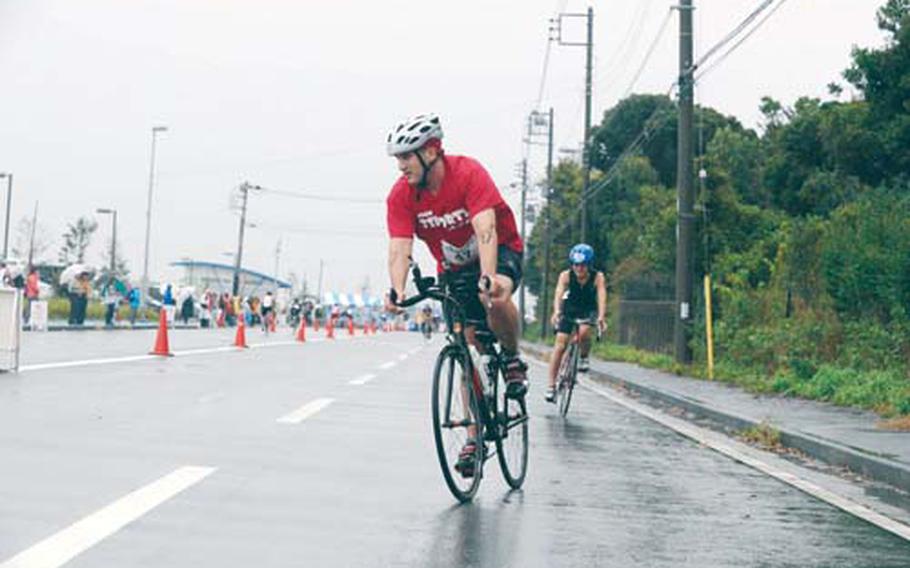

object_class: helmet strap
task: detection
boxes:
[415,149,440,190]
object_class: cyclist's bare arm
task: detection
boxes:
[388,237,413,304]
[551,270,569,326]
[471,209,498,283]
[595,271,608,332]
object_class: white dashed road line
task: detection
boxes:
[348,374,377,386]
[276,398,335,424]
[0,466,216,568]
[378,361,397,370]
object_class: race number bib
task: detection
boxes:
[441,236,479,267]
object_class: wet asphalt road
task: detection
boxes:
[1,329,909,567]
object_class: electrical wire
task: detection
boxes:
[694,0,774,70]
[619,8,674,100]
[696,0,790,82]
[258,186,383,205]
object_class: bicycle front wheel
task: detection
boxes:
[557,343,578,417]
[494,366,529,489]
[432,345,483,502]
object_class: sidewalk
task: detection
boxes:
[523,341,910,494]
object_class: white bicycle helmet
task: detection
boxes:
[386,113,443,156]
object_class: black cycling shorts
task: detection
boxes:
[556,311,597,335]
[440,245,523,325]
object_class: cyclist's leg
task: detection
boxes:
[548,331,571,389]
[578,323,594,357]
[482,246,522,354]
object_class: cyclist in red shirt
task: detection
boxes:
[385,113,529,402]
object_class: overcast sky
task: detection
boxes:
[0,0,886,296]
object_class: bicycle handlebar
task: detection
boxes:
[390,262,455,308]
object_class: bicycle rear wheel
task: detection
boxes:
[557,342,578,417]
[494,364,529,489]
[432,345,483,502]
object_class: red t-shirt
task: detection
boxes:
[386,155,523,273]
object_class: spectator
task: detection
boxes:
[128,286,141,325]
[163,283,176,326]
[101,277,120,327]
[72,274,91,325]
[180,292,194,325]
[24,266,40,324]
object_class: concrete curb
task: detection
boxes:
[522,341,910,495]
[27,322,203,332]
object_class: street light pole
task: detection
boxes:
[0,173,13,260]
[96,208,118,276]
[142,126,167,295]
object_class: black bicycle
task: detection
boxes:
[393,263,529,502]
[555,319,598,417]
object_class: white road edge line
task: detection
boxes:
[378,361,397,370]
[529,359,910,543]
[349,374,377,386]
[276,397,335,424]
[397,354,409,361]
[16,335,347,373]
[0,466,216,568]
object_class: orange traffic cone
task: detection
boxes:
[348,318,355,336]
[234,318,249,348]
[296,318,306,342]
[150,308,173,356]
[326,319,335,340]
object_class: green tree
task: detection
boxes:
[845,0,910,178]
[58,217,97,265]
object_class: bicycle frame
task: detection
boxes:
[394,264,505,442]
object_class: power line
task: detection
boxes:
[258,186,383,205]
[696,0,790,82]
[620,7,674,99]
[249,219,383,238]
[694,0,774,70]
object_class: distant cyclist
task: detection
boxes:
[546,244,607,403]
[420,304,433,339]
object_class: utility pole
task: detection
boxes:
[27,201,38,267]
[518,155,528,334]
[674,0,695,363]
[317,259,324,301]
[273,236,282,290]
[581,6,594,243]
[232,182,261,297]
[552,8,594,242]
[0,172,13,260]
[541,107,555,339]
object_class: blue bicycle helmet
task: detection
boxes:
[568,243,594,265]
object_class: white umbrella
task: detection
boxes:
[59,263,94,286]
[177,286,196,303]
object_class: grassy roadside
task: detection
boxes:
[523,324,910,423]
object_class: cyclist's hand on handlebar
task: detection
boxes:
[597,317,607,336]
[551,312,561,328]
[477,273,498,309]
[385,288,405,313]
